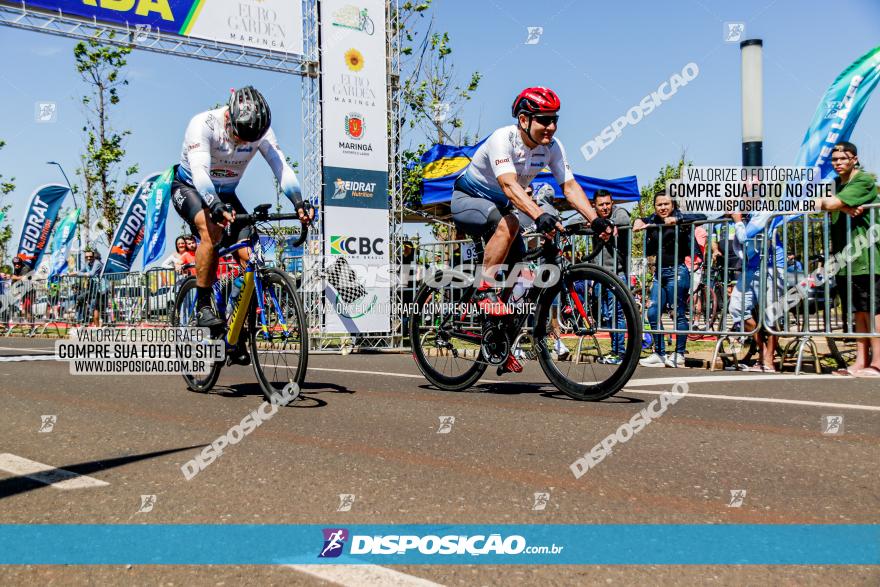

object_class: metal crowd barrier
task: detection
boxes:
[0,268,186,335]
[758,203,879,372]
[2,202,876,375]
[410,200,878,373]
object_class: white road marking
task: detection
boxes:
[0,345,55,353]
[0,355,57,362]
[286,564,443,586]
[624,389,880,412]
[306,366,878,411]
[0,453,109,489]
[308,366,502,384]
[628,374,836,386]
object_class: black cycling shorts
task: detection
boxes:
[450,191,525,264]
[171,174,252,249]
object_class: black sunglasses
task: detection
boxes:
[533,114,559,126]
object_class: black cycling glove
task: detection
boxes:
[535,213,558,234]
[206,196,226,223]
[590,216,612,235]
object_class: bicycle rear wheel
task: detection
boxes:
[249,269,308,402]
[171,276,223,393]
[534,264,640,400]
[409,272,488,391]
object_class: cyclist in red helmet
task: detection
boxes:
[451,87,612,370]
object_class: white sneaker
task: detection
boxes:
[664,352,686,368]
[554,340,570,360]
[639,353,667,368]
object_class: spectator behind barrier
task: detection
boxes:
[75,249,104,326]
[633,191,707,368]
[592,189,630,365]
[819,141,880,377]
[162,236,188,273]
[726,212,784,373]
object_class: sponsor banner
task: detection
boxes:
[323,207,389,333]
[104,173,159,275]
[143,167,174,268]
[3,0,303,55]
[14,183,70,271]
[324,166,387,209]
[320,0,389,334]
[48,208,80,278]
[0,525,875,564]
[320,0,388,171]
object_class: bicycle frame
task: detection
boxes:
[433,234,594,349]
[186,235,293,351]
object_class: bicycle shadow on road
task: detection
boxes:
[208,381,353,408]
[0,445,202,500]
[419,381,646,404]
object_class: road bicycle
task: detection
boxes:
[171,204,310,402]
[409,228,641,401]
[332,7,374,35]
[686,263,730,340]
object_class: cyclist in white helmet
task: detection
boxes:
[172,86,313,329]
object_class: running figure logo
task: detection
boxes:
[137,494,157,513]
[724,22,745,42]
[319,528,349,558]
[727,489,747,508]
[39,415,57,433]
[532,492,550,511]
[35,102,57,123]
[821,415,844,435]
[437,416,455,434]
[525,27,543,45]
[337,494,355,512]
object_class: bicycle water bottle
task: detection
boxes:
[229,275,244,302]
[510,264,536,308]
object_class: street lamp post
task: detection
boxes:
[46,161,83,273]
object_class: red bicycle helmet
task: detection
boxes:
[511,87,561,117]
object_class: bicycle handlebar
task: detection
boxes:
[227,203,311,247]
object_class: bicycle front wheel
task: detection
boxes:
[249,269,308,402]
[533,264,640,400]
[171,276,223,393]
[409,272,487,391]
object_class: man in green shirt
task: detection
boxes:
[819,142,880,377]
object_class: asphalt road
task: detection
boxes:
[0,337,877,585]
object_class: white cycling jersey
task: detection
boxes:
[455,124,575,206]
[177,107,301,204]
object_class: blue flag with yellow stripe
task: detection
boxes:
[419,140,640,205]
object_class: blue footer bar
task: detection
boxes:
[0,525,876,565]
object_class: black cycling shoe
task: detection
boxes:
[196,306,225,329]
[228,346,251,366]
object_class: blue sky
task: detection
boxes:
[1,0,879,267]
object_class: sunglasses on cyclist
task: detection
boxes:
[532,114,559,126]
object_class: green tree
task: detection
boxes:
[73,33,139,247]
[0,140,15,264]
[392,1,482,216]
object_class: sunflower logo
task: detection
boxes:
[344,48,364,71]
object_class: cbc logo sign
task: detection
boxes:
[330,235,385,256]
